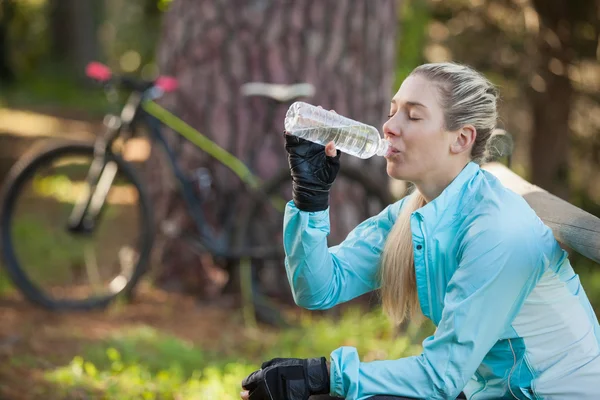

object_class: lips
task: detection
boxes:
[385,145,401,158]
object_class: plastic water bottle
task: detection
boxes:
[284,102,389,159]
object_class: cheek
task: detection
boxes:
[413,123,447,150]
[403,125,439,154]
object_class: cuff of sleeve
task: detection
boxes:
[285,201,330,230]
[329,346,360,399]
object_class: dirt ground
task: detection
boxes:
[0,283,249,400]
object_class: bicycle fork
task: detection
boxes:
[67,118,122,234]
[67,159,118,233]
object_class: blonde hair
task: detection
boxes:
[379,62,499,324]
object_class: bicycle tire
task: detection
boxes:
[237,164,394,324]
[0,141,154,310]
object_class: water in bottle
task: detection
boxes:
[284,101,389,159]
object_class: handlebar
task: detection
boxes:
[85,61,179,95]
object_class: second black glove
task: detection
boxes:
[241,357,330,400]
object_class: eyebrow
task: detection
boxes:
[390,99,428,109]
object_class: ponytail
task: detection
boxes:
[379,190,427,324]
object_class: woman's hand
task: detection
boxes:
[240,357,330,400]
[284,132,341,212]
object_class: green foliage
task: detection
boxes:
[0,270,15,295]
[47,347,251,399]
[0,66,109,115]
[157,0,174,12]
[12,215,86,279]
[45,309,423,399]
[101,0,163,78]
[394,0,429,89]
[0,0,167,115]
[4,0,51,77]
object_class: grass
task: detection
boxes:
[42,308,425,400]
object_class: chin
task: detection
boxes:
[386,160,412,181]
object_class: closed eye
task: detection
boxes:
[407,110,422,121]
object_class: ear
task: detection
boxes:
[450,125,477,155]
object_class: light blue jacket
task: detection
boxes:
[283,162,600,400]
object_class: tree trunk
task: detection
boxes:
[527,57,572,199]
[148,0,398,298]
[0,0,15,84]
[48,0,99,77]
[528,0,594,199]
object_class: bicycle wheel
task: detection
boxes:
[238,164,394,323]
[0,141,153,310]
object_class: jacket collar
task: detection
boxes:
[414,161,480,222]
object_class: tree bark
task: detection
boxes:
[148,0,399,298]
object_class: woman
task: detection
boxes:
[241,63,600,400]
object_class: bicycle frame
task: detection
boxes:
[68,89,288,261]
[142,110,231,256]
[149,100,294,258]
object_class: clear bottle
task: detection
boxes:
[284,101,389,159]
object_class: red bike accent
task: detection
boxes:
[85,62,112,82]
[155,76,179,92]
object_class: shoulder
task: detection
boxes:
[457,170,552,259]
[464,169,546,230]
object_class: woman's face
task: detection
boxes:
[383,74,456,183]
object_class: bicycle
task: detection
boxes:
[0,62,393,318]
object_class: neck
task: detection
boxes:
[414,161,470,203]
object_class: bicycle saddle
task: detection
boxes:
[240,82,316,102]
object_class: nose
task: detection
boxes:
[383,116,401,140]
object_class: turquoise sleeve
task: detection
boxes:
[283,198,405,310]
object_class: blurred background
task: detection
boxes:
[0,0,598,399]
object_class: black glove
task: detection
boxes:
[284,132,341,212]
[241,357,330,400]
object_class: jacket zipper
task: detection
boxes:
[419,216,434,319]
[507,339,520,399]
[470,371,487,399]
